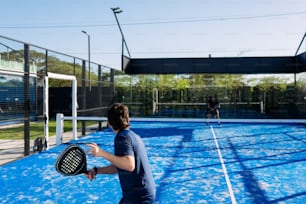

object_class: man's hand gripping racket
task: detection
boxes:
[55,144,88,176]
[55,144,98,180]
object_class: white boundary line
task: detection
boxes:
[210,125,237,204]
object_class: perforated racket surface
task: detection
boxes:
[55,144,88,176]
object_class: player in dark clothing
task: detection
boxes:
[85,103,156,203]
[206,96,221,125]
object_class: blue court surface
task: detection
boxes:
[0,120,305,203]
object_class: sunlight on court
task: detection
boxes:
[0,121,305,204]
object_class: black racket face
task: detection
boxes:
[55,144,87,176]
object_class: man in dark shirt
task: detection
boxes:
[85,103,156,203]
[206,96,221,125]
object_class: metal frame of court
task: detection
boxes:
[122,33,306,75]
[111,10,306,75]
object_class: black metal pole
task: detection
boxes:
[24,44,30,156]
[88,35,91,90]
[82,60,86,136]
[98,65,102,130]
[45,50,48,74]
[111,7,131,57]
[110,69,115,98]
[81,30,91,91]
[294,33,305,86]
[294,33,306,56]
[73,58,76,75]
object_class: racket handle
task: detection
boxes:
[93,167,98,175]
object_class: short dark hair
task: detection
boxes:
[107,103,130,131]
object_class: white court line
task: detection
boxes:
[210,125,237,204]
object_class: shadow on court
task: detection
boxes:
[0,122,305,203]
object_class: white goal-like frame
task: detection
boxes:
[44,72,77,149]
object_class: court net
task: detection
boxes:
[153,102,264,118]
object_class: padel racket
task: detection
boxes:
[55,144,88,176]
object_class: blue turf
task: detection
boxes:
[0,122,305,203]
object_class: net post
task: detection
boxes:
[56,113,64,145]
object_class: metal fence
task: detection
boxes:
[114,73,306,119]
[0,35,116,156]
[1,34,305,159]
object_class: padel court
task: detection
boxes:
[0,120,305,204]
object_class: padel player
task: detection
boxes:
[206,96,221,125]
[85,103,156,204]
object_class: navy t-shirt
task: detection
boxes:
[115,129,156,203]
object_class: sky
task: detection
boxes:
[0,0,306,70]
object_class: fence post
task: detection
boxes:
[260,101,264,114]
[98,64,102,130]
[82,60,86,136]
[72,78,77,140]
[56,113,64,145]
[23,43,30,156]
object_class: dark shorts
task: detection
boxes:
[119,196,155,204]
[206,109,218,115]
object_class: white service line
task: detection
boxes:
[210,125,237,204]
